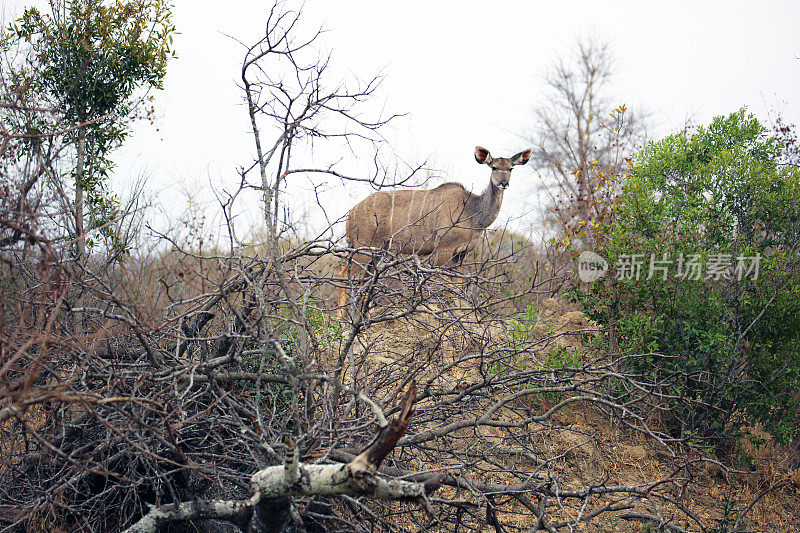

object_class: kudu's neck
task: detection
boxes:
[467,179,504,229]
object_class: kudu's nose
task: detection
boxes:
[499,181,509,189]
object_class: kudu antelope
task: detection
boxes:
[337,146,532,317]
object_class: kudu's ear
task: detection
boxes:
[511,149,532,166]
[474,146,493,165]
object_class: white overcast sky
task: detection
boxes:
[5,0,800,240]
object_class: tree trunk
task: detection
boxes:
[75,125,86,262]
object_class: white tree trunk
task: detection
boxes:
[75,125,86,261]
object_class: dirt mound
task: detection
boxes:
[532,297,599,355]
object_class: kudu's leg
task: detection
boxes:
[336,260,351,320]
[430,247,470,310]
[336,251,375,320]
[449,250,471,310]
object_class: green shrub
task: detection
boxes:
[571,110,800,444]
[544,344,582,369]
[490,304,538,377]
[250,305,342,366]
[492,305,583,405]
[506,302,539,349]
[709,490,747,533]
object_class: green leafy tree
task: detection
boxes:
[573,109,800,444]
[12,0,175,258]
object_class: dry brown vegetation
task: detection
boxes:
[6,237,798,531]
[2,2,799,532]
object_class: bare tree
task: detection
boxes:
[529,38,647,235]
[0,33,70,252]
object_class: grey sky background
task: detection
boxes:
[5,0,800,242]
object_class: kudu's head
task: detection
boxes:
[474,146,532,190]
